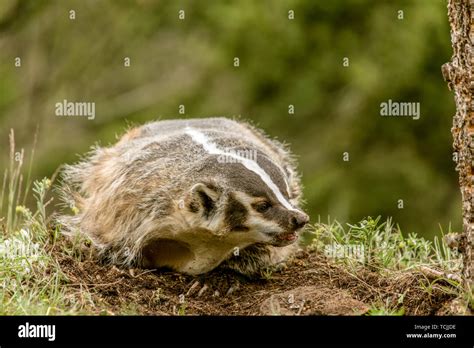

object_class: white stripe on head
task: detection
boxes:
[185,127,298,212]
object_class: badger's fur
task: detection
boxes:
[58,117,309,276]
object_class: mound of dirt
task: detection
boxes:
[52,243,463,316]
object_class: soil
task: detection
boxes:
[52,242,463,316]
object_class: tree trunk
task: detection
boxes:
[442,0,474,297]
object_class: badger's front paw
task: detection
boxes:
[185,276,241,298]
[186,279,214,297]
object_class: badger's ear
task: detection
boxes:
[187,182,221,217]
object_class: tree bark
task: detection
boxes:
[442,0,474,297]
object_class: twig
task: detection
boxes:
[417,266,462,284]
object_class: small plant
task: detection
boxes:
[307,216,462,275]
[0,179,69,314]
[366,293,406,316]
[366,305,405,316]
[0,130,91,315]
[260,267,274,280]
[178,304,186,315]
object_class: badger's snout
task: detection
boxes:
[289,211,309,231]
[268,210,309,246]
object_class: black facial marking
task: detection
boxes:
[188,200,200,213]
[197,190,215,218]
[261,205,292,230]
[225,193,249,232]
[252,200,272,213]
[258,205,307,232]
[225,166,276,201]
[202,181,220,193]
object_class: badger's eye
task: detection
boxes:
[253,201,272,213]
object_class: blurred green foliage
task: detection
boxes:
[0,0,459,238]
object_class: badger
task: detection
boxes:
[58,117,309,277]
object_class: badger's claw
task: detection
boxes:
[197,283,209,297]
[186,280,201,296]
[185,280,211,298]
[185,276,241,298]
[225,280,240,296]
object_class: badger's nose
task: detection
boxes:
[289,212,309,230]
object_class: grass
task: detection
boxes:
[0,176,70,314]
[0,131,95,314]
[0,131,470,315]
[306,216,462,273]
[304,216,468,315]
[366,304,405,316]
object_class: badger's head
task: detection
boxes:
[181,152,309,247]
